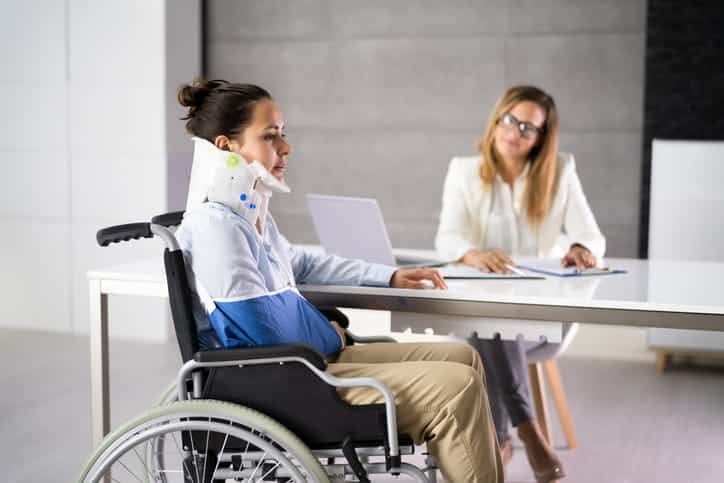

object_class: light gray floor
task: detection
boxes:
[2,328,723,482]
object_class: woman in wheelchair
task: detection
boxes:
[167,78,504,483]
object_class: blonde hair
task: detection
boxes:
[477,85,560,225]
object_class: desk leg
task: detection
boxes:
[89,280,109,448]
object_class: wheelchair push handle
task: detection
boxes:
[96,222,153,247]
[96,212,183,251]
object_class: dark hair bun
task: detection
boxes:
[178,79,272,140]
[177,79,228,117]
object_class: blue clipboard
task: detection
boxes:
[517,264,627,277]
[439,263,545,279]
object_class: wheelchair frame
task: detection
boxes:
[79,211,438,483]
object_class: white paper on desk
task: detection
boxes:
[438,263,543,279]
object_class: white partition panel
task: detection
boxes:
[647,139,724,352]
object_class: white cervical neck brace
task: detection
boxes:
[185,136,290,235]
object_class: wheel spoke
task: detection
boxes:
[168,422,193,479]
[248,449,268,481]
[260,460,281,480]
[116,459,144,482]
[209,419,232,481]
[201,417,211,480]
[131,445,151,479]
[186,418,201,483]
[81,402,324,483]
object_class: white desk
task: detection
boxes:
[87,256,724,446]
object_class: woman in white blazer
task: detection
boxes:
[435,85,605,483]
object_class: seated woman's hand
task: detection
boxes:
[561,244,596,270]
[461,249,514,273]
[390,268,448,290]
[329,320,347,349]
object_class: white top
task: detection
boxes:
[484,162,539,256]
[435,153,606,261]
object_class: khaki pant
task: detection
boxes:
[328,342,504,483]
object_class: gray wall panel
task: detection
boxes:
[384,218,441,250]
[328,0,509,37]
[206,1,647,257]
[510,0,645,34]
[273,129,479,220]
[506,34,645,131]
[597,224,639,259]
[328,38,505,127]
[559,132,642,254]
[207,0,327,40]
[274,210,441,250]
[209,41,332,127]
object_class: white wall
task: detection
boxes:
[565,325,652,362]
[0,0,200,341]
[0,1,72,332]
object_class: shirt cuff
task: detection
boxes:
[360,263,398,287]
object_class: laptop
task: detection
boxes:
[306,194,443,268]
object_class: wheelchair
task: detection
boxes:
[78,211,440,482]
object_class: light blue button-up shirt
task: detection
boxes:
[175,202,397,355]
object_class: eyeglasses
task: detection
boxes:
[498,113,544,140]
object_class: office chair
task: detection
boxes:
[526,323,579,449]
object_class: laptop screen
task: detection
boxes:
[306,194,397,265]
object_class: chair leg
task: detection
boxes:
[528,362,552,446]
[655,351,671,373]
[543,360,578,449]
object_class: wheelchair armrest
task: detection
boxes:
[151,210,185,228]
[345,329,398,344]
[194,343,327,370]
[315,306,349,328]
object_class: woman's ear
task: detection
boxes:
[213,135,232,151]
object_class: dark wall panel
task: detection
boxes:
[641,0,724,257]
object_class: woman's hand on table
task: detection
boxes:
[561,245,596,270]
[461,249,514,273]
[330,320,347,349]
[390,268,448,290]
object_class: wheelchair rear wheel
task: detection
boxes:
[78,399,329,483]
[157,380,179,406]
